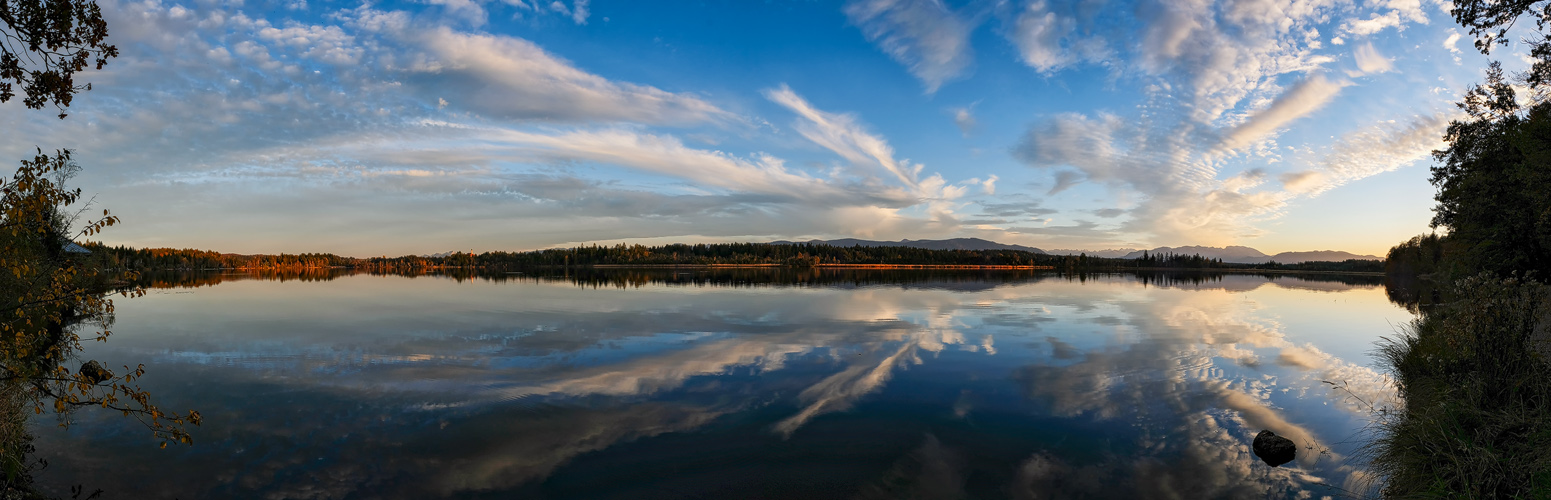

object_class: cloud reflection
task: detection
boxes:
[35,272,1400,498]
[1015,277,1394,497]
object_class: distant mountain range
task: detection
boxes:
[1119,245,1269,262]
[1260,250,1384,264]
[769,239,1379,264]
[770,238,1047,254]
[1047,248,1140,258]
[1116,245,1380,264]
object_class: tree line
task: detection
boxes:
[82,242,1380,273]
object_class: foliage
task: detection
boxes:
[0,151,199,465]
[1249,259,1385,273]
[1419,0,1551,277]
[1386,234,1449,278]
[1130,250,1223,268]
[1373,2,1551,492]
[85,245,358,270]
[3,0,197,494]
[1428,65,1551,278]
[1384,234,1454,313]
[1413,5,1551,278]
[0,0,118,118]
[1371,274,1551,499]
[1449,0,1551,91]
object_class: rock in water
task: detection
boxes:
[1252,430,1296,467]
[78,360,112,384]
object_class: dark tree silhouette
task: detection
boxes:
[1450,0,1551,94]
[1429,63,1551,277]
[0,0,118,118]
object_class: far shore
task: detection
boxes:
[590,264,1058,270]
[582,264,1382,275]
[129,264,1384,276]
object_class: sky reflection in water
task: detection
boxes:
[32,271,1411,499]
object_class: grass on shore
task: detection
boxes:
[1370,273,1551,498]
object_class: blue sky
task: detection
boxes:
[0,0,1509,256]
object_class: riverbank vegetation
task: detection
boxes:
[0,152,201,497]
[2,2,200,495]
[1373,0,1551,495]
[1373,275,1550,498]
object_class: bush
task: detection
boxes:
[1372,274,1551,498]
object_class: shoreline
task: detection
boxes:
[590,264,1057,269]
[130,265,1385,276]
[1121,267,1385,276]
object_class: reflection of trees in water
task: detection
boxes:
[136,268,1386,292]
[1136,271,1384,289]
[1382,273,1448,314]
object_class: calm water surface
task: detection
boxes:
[32,270,1410,499]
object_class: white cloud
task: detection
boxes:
[408,27,731,124]
[950,105,975,136]
[1443,29,1462,53]
[990,0,1443,136]
[541,0,590,25]
[844,0,975,92]
[1341,11,1404,36]
[1014,112,1136,189]
[2,0,736,183]
[479,127,855,202]
[255,22,363,65]
[1130,0,1340,124]
[1285,111,1453,195]
[765,85,1000,233]
[1219,74,1347,151]
[1353,43,1394,74]
[1443,28,1464,63]
[1010,1,1077,72]
[1277,170,1327,193]
[1137,0,1205,67]
[1008,106,1291,244]
[93,117,983,251]
[2,0,1460,253]
[766,85,923,188]
[1009,71,1444,246]
[1339,0,1433,37]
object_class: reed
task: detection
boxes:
[1368,274,1551,498]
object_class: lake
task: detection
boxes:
[30,269,1410,499]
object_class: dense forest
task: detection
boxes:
[82,241,1382,273]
